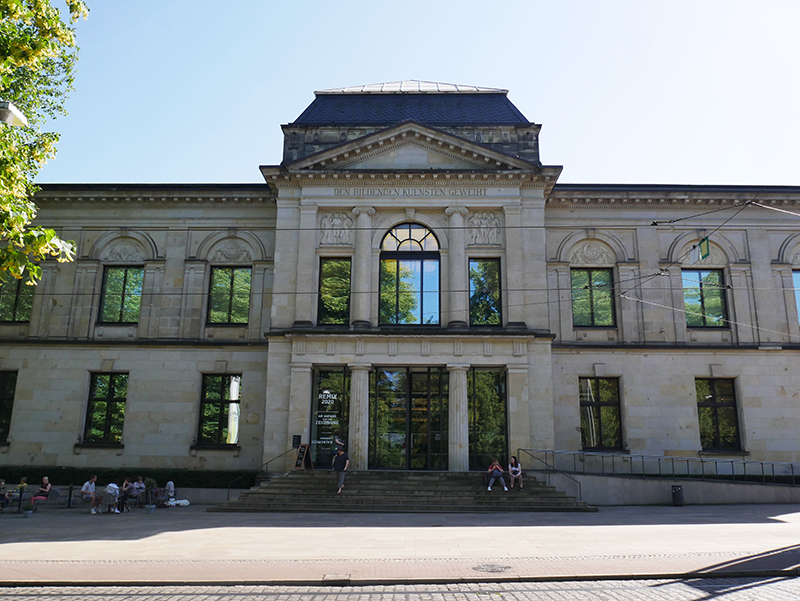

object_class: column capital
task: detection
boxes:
[299,205,319,215]
[445,206,469,218]
[289,362,313,373]
[352,206,376,217]
[446,363,471,372]
[348,363,372,372]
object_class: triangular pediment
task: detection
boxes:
[283,121,537,172]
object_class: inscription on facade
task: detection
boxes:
[333,187,487,197]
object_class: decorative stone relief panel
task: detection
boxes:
[320,212,353,246]
[210,240,252,263]
[569,241,614,265]
[468,211,502,246]
[677,243,727,267]
[103,240,146,263]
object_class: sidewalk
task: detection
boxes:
[1,504,800,585]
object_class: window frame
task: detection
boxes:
[207,266,252,325]
[0,371,17,443]
[83,372,128,445]
[197,373,242,447]
[695,378,742,452]
[571,268,616,328]
[578,376,623,451]
[0,279,34,323]
[379,223,441,326]
[682,269,729,329]
[468,257,502,326]
[317,257,352,326]
[98,266,144,324]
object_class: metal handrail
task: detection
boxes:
[519,449,800,487]
[518,448,582,501]
[226,448,296,501]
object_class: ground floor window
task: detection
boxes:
[468,368,507,470]
[369,367,448,470]
[310,368,350,469]
[198,374,241,445]
[0,371,16,442]
[696,378,741,451]
[84,373,127,443]
[578,377,623,450]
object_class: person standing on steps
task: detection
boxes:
[333,447,349,495]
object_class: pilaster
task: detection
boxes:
[294,205,319,326]
[445,206,469,328]
[348,363,371,470]
[351,207,375,328]
[447,363,470,471]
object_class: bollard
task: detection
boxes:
[671,484,684,506]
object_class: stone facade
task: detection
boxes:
[2,83,800,475]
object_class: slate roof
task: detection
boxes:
[292,81,530,126]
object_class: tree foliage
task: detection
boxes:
[0,0,88,283]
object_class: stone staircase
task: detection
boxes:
[208,470,597,513]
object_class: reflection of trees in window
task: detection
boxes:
[99,267,143,323]
[571,269,615,327]
[198,374,242,445]
[379,224,439,325]
[84,373,127,443]
[696,378,740,451]
[469,258,501,325]
[579,377,622,450]
[468,368,506,470]
[683,269,727,327]
[208,267,251,324]
[0,280,33,322]
[793,272,800,323]
[318,258,351,325]
[0,371,17,442]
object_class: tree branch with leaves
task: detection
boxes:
[0,0,88,283]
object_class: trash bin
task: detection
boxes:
[671,485,684,507]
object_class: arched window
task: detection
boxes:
[379,223,440,325]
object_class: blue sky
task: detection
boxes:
[35,0,800,186]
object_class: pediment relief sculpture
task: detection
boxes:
[320,212,353,246]
[570,241,615,265]
[211,240,252,263]
[468,212,502,246]
[104,241,146,263]
[337,140,485,170]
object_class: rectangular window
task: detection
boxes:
[696,378,741,451]
[579,377,623,450]
[683,269,728,327]
[84,373,127,444]
[469,258,501,325]
[99,267,143,323]
[198,374,241,445]
[318,258,351,325]
[0,279,34,322]
[793,271,800,322]
[571,269,615,327]
[208,267,252,324]
[0,371,17,442]
[310,368,350,468]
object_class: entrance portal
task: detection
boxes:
[368,367,448,469]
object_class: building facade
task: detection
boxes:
[2,81,800,475]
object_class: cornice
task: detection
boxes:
[34,192,275,207]
[547,189,800,208]
[265,170,554,189]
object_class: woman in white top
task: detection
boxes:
[508,456,523,490]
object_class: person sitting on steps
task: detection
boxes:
[487,458,508,492]
[508,456,523,490]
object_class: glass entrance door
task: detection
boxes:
[369,367,448,470]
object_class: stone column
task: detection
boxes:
[503,206,527,328]
[286,362,313,469]
[507,365,532,454]
[445,207,469,328]
[447,363,470,471]
[348,363,371,470]
[294,206,318,327]
[351,207,375,328]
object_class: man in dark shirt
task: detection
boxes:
[333,447,349,495]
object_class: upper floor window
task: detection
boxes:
[682,269,727,327]
[84,373,127,444]
[379,224,440,325]
[579,377,623,450]
[793,271,800,322]
[469,258,501,325]
[695,378,740,451]
[208,267,251,324]
[318,258,351,325]
[571,269,615,327]
[0,371,17,443]
[99,267,143,324]
[0,279,33,322]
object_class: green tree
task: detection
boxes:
[0,0,88,283]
